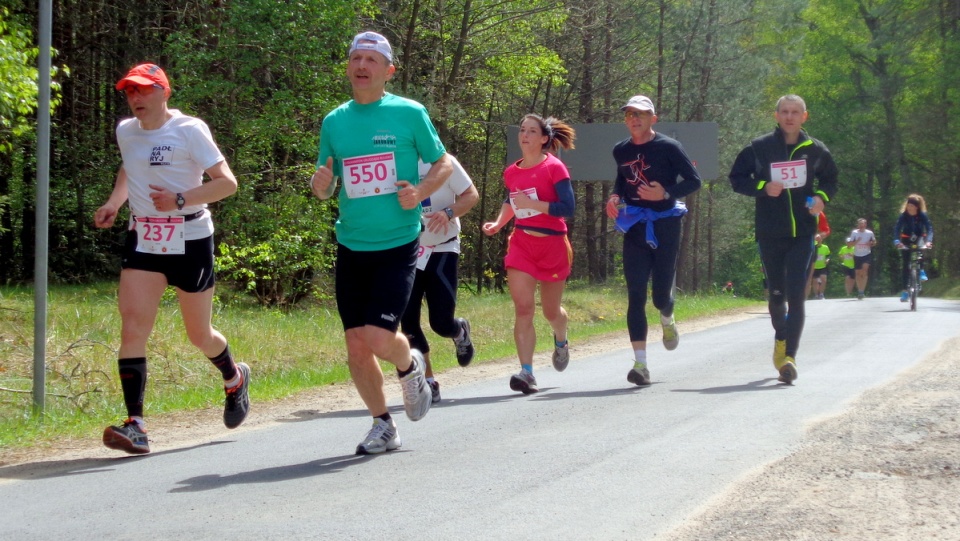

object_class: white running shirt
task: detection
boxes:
[418,156,474,254]
[116,109,223,240]
[848,229,876,257]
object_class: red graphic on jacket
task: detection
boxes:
[623,154,651,196]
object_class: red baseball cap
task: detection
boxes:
[116,63,170,91]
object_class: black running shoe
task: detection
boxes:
[224,362,251,429]
[453,318,475,367]
[103,419,150,455]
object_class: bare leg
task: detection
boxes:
[508,269,539,366]
[346,325,412,417]
[855,264,870,293]
[117,269,167,358]
[176,286,227,357]
[539,279,568,343]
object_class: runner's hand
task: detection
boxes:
[148,184,172,212]
[311,157,334,199]
[482,222,501,236]
[605,196,621,219]
[94,204,118,228]
[396,180,420,210]
[424,211,451,235]
[638,181,667,201]
[807,195,824,215]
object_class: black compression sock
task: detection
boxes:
[208,345,238,381]
[118,357,147,419]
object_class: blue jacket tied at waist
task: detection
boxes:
[615,202,688,248]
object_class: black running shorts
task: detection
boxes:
[121,231,215,293]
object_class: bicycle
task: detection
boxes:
[899,242,929,312]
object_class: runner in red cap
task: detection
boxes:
[94,63,250,454]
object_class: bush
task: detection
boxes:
[216,190,336,307]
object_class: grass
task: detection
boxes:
[0,281,759,452]
[919,275,960,299]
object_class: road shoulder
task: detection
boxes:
[661,335,960,541]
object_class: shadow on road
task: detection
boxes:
[170,453,376,493]
[278,392,535,423]
[671,378,787,394]
[528,386,648,401]
[0,440,231,481]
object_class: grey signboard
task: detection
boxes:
[506,122,719,181]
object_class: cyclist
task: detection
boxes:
[893,194,933,302]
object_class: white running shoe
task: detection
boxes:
[399,349,432,421]
[355,418,401,455]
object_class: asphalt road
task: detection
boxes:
[2,296,958,541]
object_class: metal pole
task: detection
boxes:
[33,0,53,415]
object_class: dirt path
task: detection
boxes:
[4,310,959,539]
[661,334,960,541]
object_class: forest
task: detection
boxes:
[1,0,958,303]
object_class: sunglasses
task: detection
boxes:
[122,84,164,97]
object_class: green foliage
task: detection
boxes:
[793,0,960,290]
[0,7,66,150]
[215,188,337,307]
[713,233,765,299]
[0,7,38,151]
[216,230,331,307]
[0,0,957,294]
[157,0,375,304]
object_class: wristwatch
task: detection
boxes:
[443,207,454,220]
[176,193,186,211]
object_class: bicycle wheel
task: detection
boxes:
[910,268,918,311]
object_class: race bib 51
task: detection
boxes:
[770,160,807,188]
